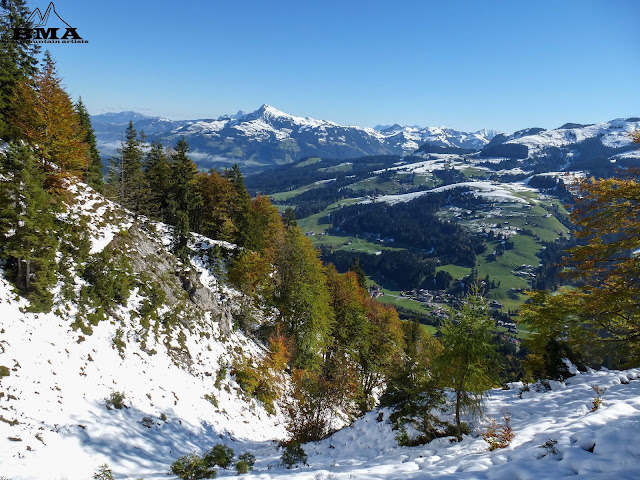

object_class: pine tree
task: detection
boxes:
[282,207,297,228]
[381,321,445,439]
[144,139,172,221]
[168,137,201,261]
[75,98,104,192]
[0,0,39,139]
[105,154,121,201]
[437,292,500,441]
[118,121,150,216]
[224,164,251,246]
[0,142,57,311]
[348,257,367,290]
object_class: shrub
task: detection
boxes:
[482,414,515,451]
[141,416,154,428]
[235,452,256,473]
[235,460,250,474]
[232,359,279,415]
[204,444,234,469]
[204,393,219,408]
[170,453,217,480]
[539,438,559,456]
[591,385,606,412]
[0,365,9,377]
[281,442,308,469]
[105,391,126,410]
[93,464,115,480]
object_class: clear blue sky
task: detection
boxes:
[41,0,640,133]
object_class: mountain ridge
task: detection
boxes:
[91,105,498,172]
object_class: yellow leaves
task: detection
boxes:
[524,175,640,366]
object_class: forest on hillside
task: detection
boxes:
[2,2,640,475]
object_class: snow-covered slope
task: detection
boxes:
[479,118,640,170]
[91,105,498,172]
[3,285,640,480]
[2,182,640,480]
[0,182,288,479]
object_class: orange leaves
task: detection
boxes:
[482,414,515,451]
[10,55,88,189]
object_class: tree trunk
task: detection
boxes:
[25,257,31,291]
[455,390,462,441]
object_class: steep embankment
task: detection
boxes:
[1,183,640,480]
[0,182,288,479]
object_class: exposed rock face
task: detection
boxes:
[112,224,234,335]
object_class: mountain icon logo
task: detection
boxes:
[27,2,71,28]
[8,1,86,44]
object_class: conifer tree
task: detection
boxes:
[381,320,445,438]
[144,139,172,221]
[118,121,150,216]
[168,137,201,261]
[437,292,500,441]
[0,142,57,311]
[105,154,121,201]
[282,207,297,228]
[0,0,39,139]
[348,257,367,290]
[196,169,237,241]
[75,98,104,192]
[224,164,251,245]
[10,51,88,189]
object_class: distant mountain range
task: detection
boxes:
[91,105,498,172]
[91,106,640,173]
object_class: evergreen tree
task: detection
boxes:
[437,292,500,441]
[282,207,297,228]
[144,139,172,221]
[0,142,57,311]
[75,98,104,192]
[348,257,367,290]
[224,164,251,245]
[381,321,445,441]
[168,137,201,261]
[0,0,39,139]
[105,154,121,201]
[118,121,150,216]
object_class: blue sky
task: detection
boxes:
[42,0,640,132]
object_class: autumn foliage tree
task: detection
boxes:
[11,52,88,189]
[522,172,640,368]
[521,131,640,370]
[0,0,39,139]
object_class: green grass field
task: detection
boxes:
[269,163,569,315]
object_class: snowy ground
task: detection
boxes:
[2,270,640,480]
[2,182,640,479]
